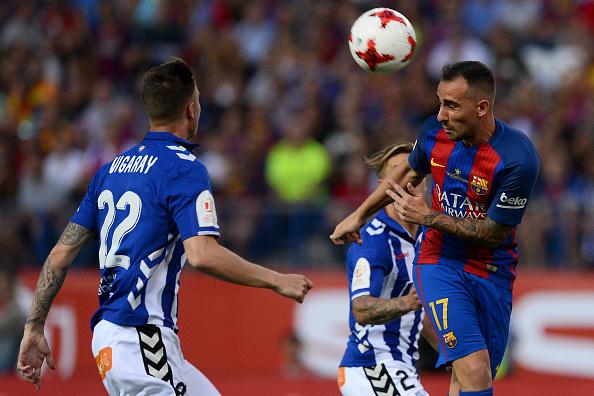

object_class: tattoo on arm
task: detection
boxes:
[26,222,92,327]
[26,257,69,327]
[423,211,512,247]
[352,295,412,325]
[59,222,94,246]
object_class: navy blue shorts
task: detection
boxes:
[413,264,512,378]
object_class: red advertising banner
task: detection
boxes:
[1,269,594,395]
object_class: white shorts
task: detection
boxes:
[338,362,428,396]
[92,320,220,396]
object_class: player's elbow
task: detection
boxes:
[351,298,372,325]
[353,311,372,326]
[183,236,218,271]
[48,243,79,270]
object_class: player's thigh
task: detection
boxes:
[181,360,221,396]
[92,320,177,396]
[472,276,512,378]
[413,265,487,368]
[338,364,428,396]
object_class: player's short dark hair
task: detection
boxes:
[440,61,495,103]
[365,142,414,178]
[142,58,196,123]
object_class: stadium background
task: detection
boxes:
[0,0,593,395]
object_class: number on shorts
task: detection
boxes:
[428,297,449,331]
[98,190,142,270]
[395,370,416,391]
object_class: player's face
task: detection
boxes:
[187,86,201,139]
[436,77,480,142]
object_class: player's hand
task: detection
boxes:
[402,286,422,312]
[330,211,366,245]
[273,274,314,303]
[17,326,56,390]
[385,181,430,225]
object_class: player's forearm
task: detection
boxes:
[422,211,510,247]
[357,165,422,220]
[25,254,70,329]
[193,242,279,289]
[25,222,92,330]
[352,295,415,326]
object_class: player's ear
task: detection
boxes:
[476,98,489,118]
[187,101,197,121]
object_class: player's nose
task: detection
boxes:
[437,107,447,123]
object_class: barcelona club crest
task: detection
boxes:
[443,331,457,348]
[471,175,489,195]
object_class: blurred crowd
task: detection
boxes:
[0,0,594,277]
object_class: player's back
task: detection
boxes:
[341,210,423,369]
[71,132,219,331]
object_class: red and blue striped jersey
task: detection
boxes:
[408,117,539,289]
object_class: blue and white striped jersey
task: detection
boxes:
[340,209,424,368]
[71,132,219,331]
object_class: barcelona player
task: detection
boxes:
[338,143,437,396]
[331,61,540,396]
[17,58,313,395]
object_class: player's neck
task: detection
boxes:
[149,122,191,141]
[385,206,418,238]
[463,116,496,147]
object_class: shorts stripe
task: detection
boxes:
[136,325,174,386]
[415,265,448,361]
[363,363,399,396]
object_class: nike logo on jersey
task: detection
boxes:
[109,155,158,174]
[431,157,445,168]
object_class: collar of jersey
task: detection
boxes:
[142,132,199,150]
[376,209,417,244]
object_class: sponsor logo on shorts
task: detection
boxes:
[337,366,345,388]
[443,331,457,348]
[95,347,113,380]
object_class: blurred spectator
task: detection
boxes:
[257,111,330,264]
[0,0,592,269]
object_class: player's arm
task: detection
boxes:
[422,213,512,247]
[330,161,425,245]
[183,235,313,303]
[18,222,94,388]
[386,181,512,247]
[352,287,421,326]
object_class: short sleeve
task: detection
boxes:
[408,117,440,175]
[70,173,99,231]
[488,156,539,226]
[347,246,393,300]
[167,162,220,241]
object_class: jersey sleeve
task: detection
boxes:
[70,172,99,231]
[408,116,439,174]
[487,154,540,226]
[347,246,393,301]
[166,162,220,241]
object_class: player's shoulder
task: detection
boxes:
[420,115,441,133]
[419,116,442,138]
[146,143,209,177]
[492,119,540,168]
[347,217,391,262]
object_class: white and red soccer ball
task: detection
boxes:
[349,8,417,73]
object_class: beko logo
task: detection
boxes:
[496,192,527,209]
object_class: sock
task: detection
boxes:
[459,388,493,396]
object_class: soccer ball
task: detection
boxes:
[348,8,417,73]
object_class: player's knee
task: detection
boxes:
[454,359,492,390]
